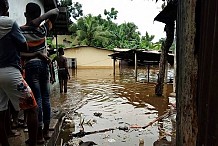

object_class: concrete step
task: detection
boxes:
[8,110,65,146]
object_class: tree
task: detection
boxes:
[138,32,156,50]
[104,7,118,21]
[154,0,176,97]
[155,0,218,145]
[68,6,160,51]
[71,2,83,20]
[58,0,83,23]
[69,14,110,47]
[110,22,141,48]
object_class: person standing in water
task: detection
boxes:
[53,48,70,93]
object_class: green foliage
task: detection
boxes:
[104,7,118,21]
[58,0,83,23]
[58,0,72,23]
[71,2,83,20]
[69,14,112,47]
[46,37,65,50]
[46,37,53,47]
[67,4,164,51]
[58,0,72,7]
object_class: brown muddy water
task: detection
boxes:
[50,67,176,146]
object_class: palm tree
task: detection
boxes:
[69,14,110,47]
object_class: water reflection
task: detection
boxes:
[50,67,176,146]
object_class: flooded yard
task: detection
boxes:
[50,67,176,146]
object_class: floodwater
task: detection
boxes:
[50,67,176,146]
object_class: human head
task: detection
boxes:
[25,2,41,20]
[58,48,64,55]
[0,0,9,16]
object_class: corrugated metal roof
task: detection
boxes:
[109,49,174,65]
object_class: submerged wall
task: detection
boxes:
[64,46,119,68]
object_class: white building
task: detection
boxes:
[8,0,56,25]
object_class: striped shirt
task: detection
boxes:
[20,20,52,58]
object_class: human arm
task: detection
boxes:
[30,8,59,28]
[11,21,28,52]
[64,57,70,80]
[20,52,51,64]
[52,55,57,63]
[49,62,56,84]
[11,21,49,62]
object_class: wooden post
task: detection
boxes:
[56,33,58,49]
[134,51,138,81]
[155,22,175,96]
[173,45,176,93]
[113,57,116,76]
[147,64,150,83]
[164,61,168,83]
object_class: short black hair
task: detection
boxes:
[58,48,64,55]
[26,2,41,19]
[0,0,9,14]
[58,48,64,53]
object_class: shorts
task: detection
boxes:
[0,67,37,111]
[58,68,68,80]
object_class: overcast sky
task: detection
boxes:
[75,0,166,42]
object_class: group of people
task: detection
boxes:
[0,0,68,145]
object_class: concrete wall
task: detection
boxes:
[8,0,44,26]
[64,46,119,68]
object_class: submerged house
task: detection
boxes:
[50,35,120,68]
[63,46,119,69]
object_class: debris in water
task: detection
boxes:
[93,112,102,117]
[118,126,129,131]
[79,140,97,146]
[108,138,116,143]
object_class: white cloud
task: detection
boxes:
[74,0,166,42]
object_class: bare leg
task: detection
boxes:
[37,126,45,145]
[23,112,27,128]
[25,107,38,146]
[59,79,63,93]
[9,101,19,128]
[0,110,10,146]
[64,79,68,93]
[11,110,19,128]
[5,107,11,134]
[5,107,20,138]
